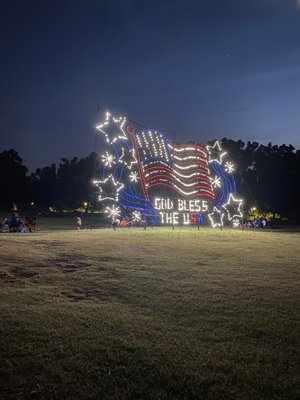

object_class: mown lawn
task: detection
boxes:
[0,226,299,399]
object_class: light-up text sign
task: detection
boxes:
[154,198,208,225]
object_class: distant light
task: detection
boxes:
[31,202,34,206]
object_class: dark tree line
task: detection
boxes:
[0,150,100,211]
[218,139,300,219]
[0,140,299,219]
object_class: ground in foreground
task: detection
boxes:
[0,227,299,399]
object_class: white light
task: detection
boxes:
[208,207,225,228]
[222,193,243,220]
[132,211,141,221]
[211,176,221,188]
[174,163,205,171]
[224,161,235,174]
[233,218,240,228]
[172,174,204,188]
[118,148,138,170]
[94,174,124,202]
[173,170,205,179]
[206,140,227,164]
[173,146,207,157]
[102,152,116,167]
[172,185,200,196]
[105,205,121,219]
[173,155,207,162]
[129,171,139,182]
[96,111,128,144]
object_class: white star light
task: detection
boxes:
[129,171,139,183]
[222,193,243,220]
[105,205,121,219]
[118,148,138,170]
[206,140,227,164]
[96,111,127,144]
[102,152,116,168]
[211,175,221,188]
[93,174,124,202]
[132,211,141,221]
[208,207,224,228]
[224,161,235,174]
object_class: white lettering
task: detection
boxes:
[189,200,195,212]
[178,199,184,211]
[166,213,173,223]
[202,201,208,212]
[183,213,190,225]
[157,198,209,224]
[159,212,165,223]
[166,199,173,210]
[155,198,162,210]
[183,200,189,211]
[194,200,201,212]
[173,212,179,224]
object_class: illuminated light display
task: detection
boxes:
[129,171,139,182]
[105,205,121,219]
[102,152,116,167]
[222,194,243,220]
[132,211,142,221]
[206,140,227,164]
[140,140,214,200]
[208,207,225,228]
[118,148,138,170]
[94,174,124,201]
[96,111,127,144]
[232,218,241,228]
[153,198,208,225]
[94,111,243,227]
[224,161,235,174]
[211,175,221,188]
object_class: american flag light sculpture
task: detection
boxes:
[94,111,243,227]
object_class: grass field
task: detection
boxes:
[0,222,299,399]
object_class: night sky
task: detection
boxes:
[1,0,300,171]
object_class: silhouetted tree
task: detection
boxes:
[0,149,32,208]
[29,152,100,209]
[31,163,58,206]
[220,139,299,218]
